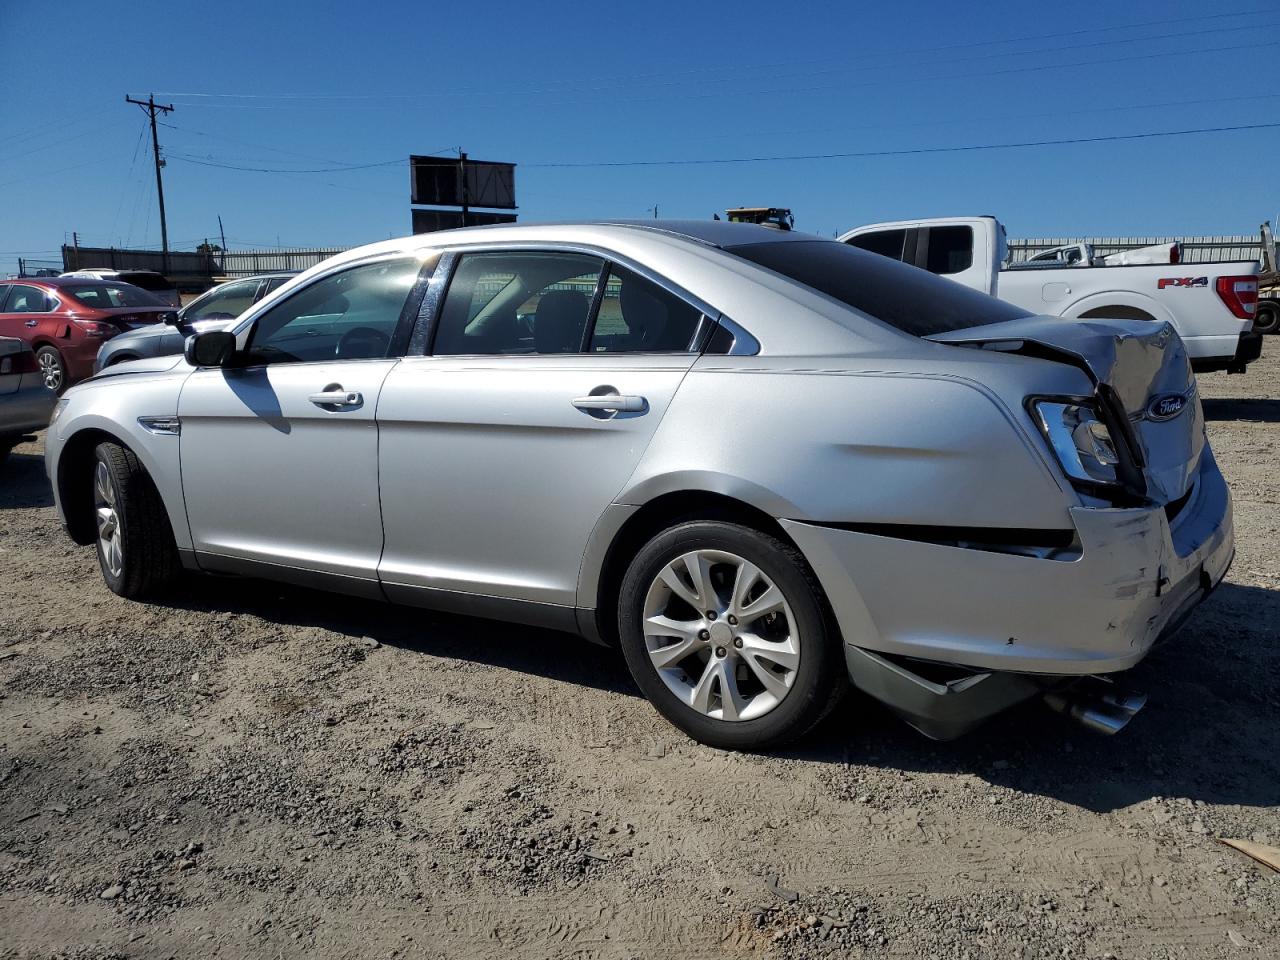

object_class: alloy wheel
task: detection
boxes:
[94,461,124,577]
[642,549,801,722]
[38,351,63,391]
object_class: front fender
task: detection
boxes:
[47,373,191,551]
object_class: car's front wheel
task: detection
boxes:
[618,520,847,750]
[92,441,180,599]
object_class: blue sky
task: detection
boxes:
[2,0,1278,275]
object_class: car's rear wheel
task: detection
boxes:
[618,520,847,750]
[35,346,66,393]
[92,441,180,599]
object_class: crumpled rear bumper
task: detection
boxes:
[782,449,1233,736]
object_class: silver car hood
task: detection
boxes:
[86,354,187,381]
[930,315,1201,503]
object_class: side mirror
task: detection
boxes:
[184,330,236,367]
[165,311,183,327]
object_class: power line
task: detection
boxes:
[153,7,1275,103]
[524,121,1280,168]
[165,153,406,174]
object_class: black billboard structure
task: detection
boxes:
[410,154,517,233]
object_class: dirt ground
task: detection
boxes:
[2,351,1278,960]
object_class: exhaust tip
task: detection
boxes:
[1045,690,1144,735]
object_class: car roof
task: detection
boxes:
[411,219,822,249]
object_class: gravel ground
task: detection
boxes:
[2,350,1278,959]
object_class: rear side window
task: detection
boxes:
[727,239,1031,337]
[923,226,974,274]
[846,229,906,261]
[589,266,704,353]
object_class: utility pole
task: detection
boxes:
[125,94,174,271]
[218,215,227,273]
[72,231,80,269]
[458,150,470,228]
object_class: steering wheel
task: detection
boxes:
[335,326,390,360]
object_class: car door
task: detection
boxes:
[0,283,55,346]
[178,254,432,593]
[376,248,713,619]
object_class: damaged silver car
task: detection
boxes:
[44,221,1233,749]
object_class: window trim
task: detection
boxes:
[228,252,440,370]
[408,241,732,359]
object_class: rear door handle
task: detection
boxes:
[25,320,38,328]
[308,390,363,408]
[571,394,647,413]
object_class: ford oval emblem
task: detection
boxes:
[1146,393,1188,421]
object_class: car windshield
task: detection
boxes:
[65,283,165,309]
[726,239,1032,337]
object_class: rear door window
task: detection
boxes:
[433,252,605,355]
[2,284,50,312]
[846,229,907,261]
[922,225,974,274]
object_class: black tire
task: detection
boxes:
[618,520,847,751]
[35,345,67,393]
[1254,301,1279,335]
[0,444,11,468]
[92,441,180,599]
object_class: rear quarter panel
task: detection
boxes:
[618,353,1082,530]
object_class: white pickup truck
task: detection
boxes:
[837,216,1263,374]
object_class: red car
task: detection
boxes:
[0,278,177,392]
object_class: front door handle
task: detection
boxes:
[308,389,363,408]
[25,320,38,328]
[571,394,647,413]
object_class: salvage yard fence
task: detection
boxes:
[1008,235,1273,265]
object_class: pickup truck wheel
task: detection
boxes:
[618,520,847,751]
[1254,302,1279,335]
[92,441,180,599]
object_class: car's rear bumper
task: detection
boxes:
[782,448,1233,734]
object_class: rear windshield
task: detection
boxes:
[726,239,1031,336]
[117,272,173,291]
[65,284,165,309]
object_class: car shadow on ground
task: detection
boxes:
[1201,398,1280,422]
[791,580,1280,814]
[160,571,1280,816]
[0,452,54,509]
[155,575,642,698]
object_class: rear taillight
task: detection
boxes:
[1215,276,1258,319]
[0,350,40,375]
[72,318,119,338]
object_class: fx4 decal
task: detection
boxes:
[1157,276,1208,289]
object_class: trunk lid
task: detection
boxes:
[929,316,1202,504]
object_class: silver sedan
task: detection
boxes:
[43,221,1233,748]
